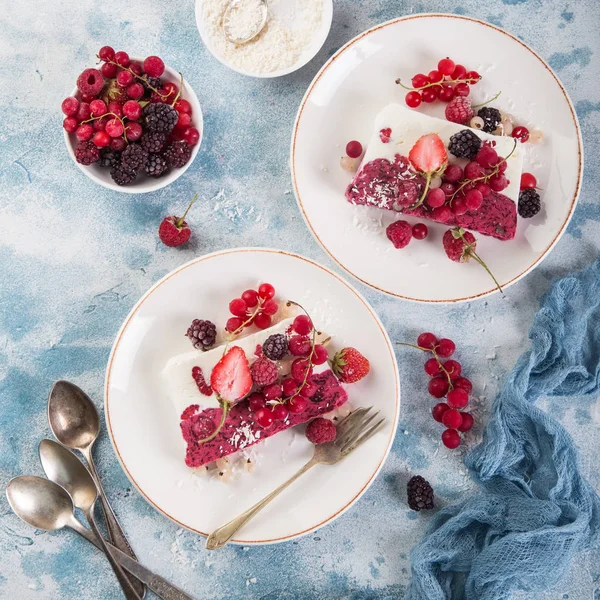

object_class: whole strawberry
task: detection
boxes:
[331,347,370,384]
[445,97,474,125]
[408,133,447,208]
[443,227,503,293]
[158,193,198,247]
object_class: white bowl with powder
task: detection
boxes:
[195,0,333,78]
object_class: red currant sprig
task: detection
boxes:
[225,283,278,340]
[397,332,474,449]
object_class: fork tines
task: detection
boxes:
[335,406,385,454]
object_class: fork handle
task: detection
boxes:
[206,457,317,550]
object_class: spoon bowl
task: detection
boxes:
[39,439,98,511]
[6,475,76,531]
[222,0,268,45]
[48,380,99,451]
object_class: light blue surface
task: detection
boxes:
[0,1,599,599]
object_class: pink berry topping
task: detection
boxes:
[386,220,412,249]
[379,128,392,143]
[305,418,337,445]
[445,97,473,125]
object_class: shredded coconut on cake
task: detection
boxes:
[202,0,324,74]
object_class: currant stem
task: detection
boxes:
[411,171,432,209]
[472,90,502,108]
[176,193,198,228]
[195,399,229,444]
[395,76,481,91]
[171,73,184,107]
[99,56,172,101]
[396,342,454,390]
[80,111,129,142]
[468,250,504,294]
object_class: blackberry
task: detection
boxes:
[110,165,136,186]
[448,129,481,159]
[407,475,434,511]
[145,154,169,178]
[186,319,217,351]
[140,131,167,153]
[143,76,162,91]
[164,141,192,168]
[74,141,100,166]
[262,334,288,361]
[143,102,178,134]
[99,150,121,169]
[518,188,541,218]
[477,107,502,133]
[120,143,149,173]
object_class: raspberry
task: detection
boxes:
[407,475,434,511]
[144,153,169,178]
[163,141,192,168]
[76,68,105,97]
[186,319,217,351]
[250,356,278,386]
[143,102,178,133]
[110,165,136,186]
[305,418,337,445]
[448,130,481,159]
[445,97,473,125]
[74,141,100,166]
[262,334,288,360]
[386,220,412,249]
[191,366,213,396]
[143,56,165,78]
[140,131,167,153]
[120,143,148,172]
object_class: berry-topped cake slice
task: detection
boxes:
[346,104,524,241]
[162,283,370,469]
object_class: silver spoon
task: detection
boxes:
[39,440,140,600]
[47,380,144,597]
[6,476,196,600]
[223,0,268,45]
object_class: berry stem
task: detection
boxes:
[395,75,481,91]
[195,398,229,444]
[225,300,265,345]
[449,140,517,203]
[80,111,129,142]
[171,72,184,107]
[175,193,198,228]
[471,90,502,109]
[286,300,318,403]
[455,229,504,294]
[396,342,454,390]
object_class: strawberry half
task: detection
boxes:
[408,134,447,208]
[210,346,252,403]
[331,347,370,384]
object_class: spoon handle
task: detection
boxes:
[85,504,142,600]
[83,447,146,598]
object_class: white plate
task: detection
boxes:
[64,61,203,194]
[291,14,583,302]
[195,0,333,78]
[105,248,400,544]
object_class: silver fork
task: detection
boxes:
[205,407,385,550]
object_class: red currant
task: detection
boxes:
[433,205,453,223]
[123,100,142,121]
[438,84,455,102]
[125,121,142,141]
[272,403,289,421]
[108,101,123,118]
[258,283,275,299]
[300,378,318,398]
[346,140,363,158]
[442,408,463,429]
[117,70,134,87]
[101,62,118,78]
[426,188,446,208]
[436,338,455,358]
[261,299,278,316]
[248,393,266,412]
[454,377,472,394]
[175,99,192,114]
[451,64,467,79]
[229,298,248,317]
[520,172,537,189]
[92,131,110,148]
[241,289,259,307]
[405,91,422,108]
[443,360,462,379]
[475,183,491,198]
[437,58,455,76]
[454,82,470,97]
[412,223,428,240]
[453,197,468,216]
[512,126,530,143]
[144,56,165,78]
[90,99,107,117]
[312,344,328,365]
[441,182,456,196]
[105,118,124,138]
[289,396,308,414]
[289,336,311,357]
[61,97,80,117]
[226,316,243,332]
[421,88,437,103]
[424,357,441,377]
[291,358,313,383]
[411,74,430,88]
[75,124,94,141]
[263,383,282,401]
[176,112,192,130]
[432,402,450,423]
[63,117,78,133]
[465,189,484,211]
[465,70,480,84]
[254,312,272,329]
[98,46,115,61]
[293,315,313,335]
[428,377,450,398]
[458,412,474,432]
[115,51,130,67]
[489,174,508,192]
[282,378,298,397]
[417,332,437,349]
[110,137,127,152]
[443,164,463,183]
[442,429,461,449]
[255,407,274,428]
[476,145,498,168]
[129,61,143,76]
[428,70,443,83]
[447,388,468,409]
[127,82,144,100]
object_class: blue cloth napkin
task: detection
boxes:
[408,258,600,600]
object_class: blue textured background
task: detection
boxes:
[1,1,599,598]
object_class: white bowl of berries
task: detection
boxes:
[62,47,203,194]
